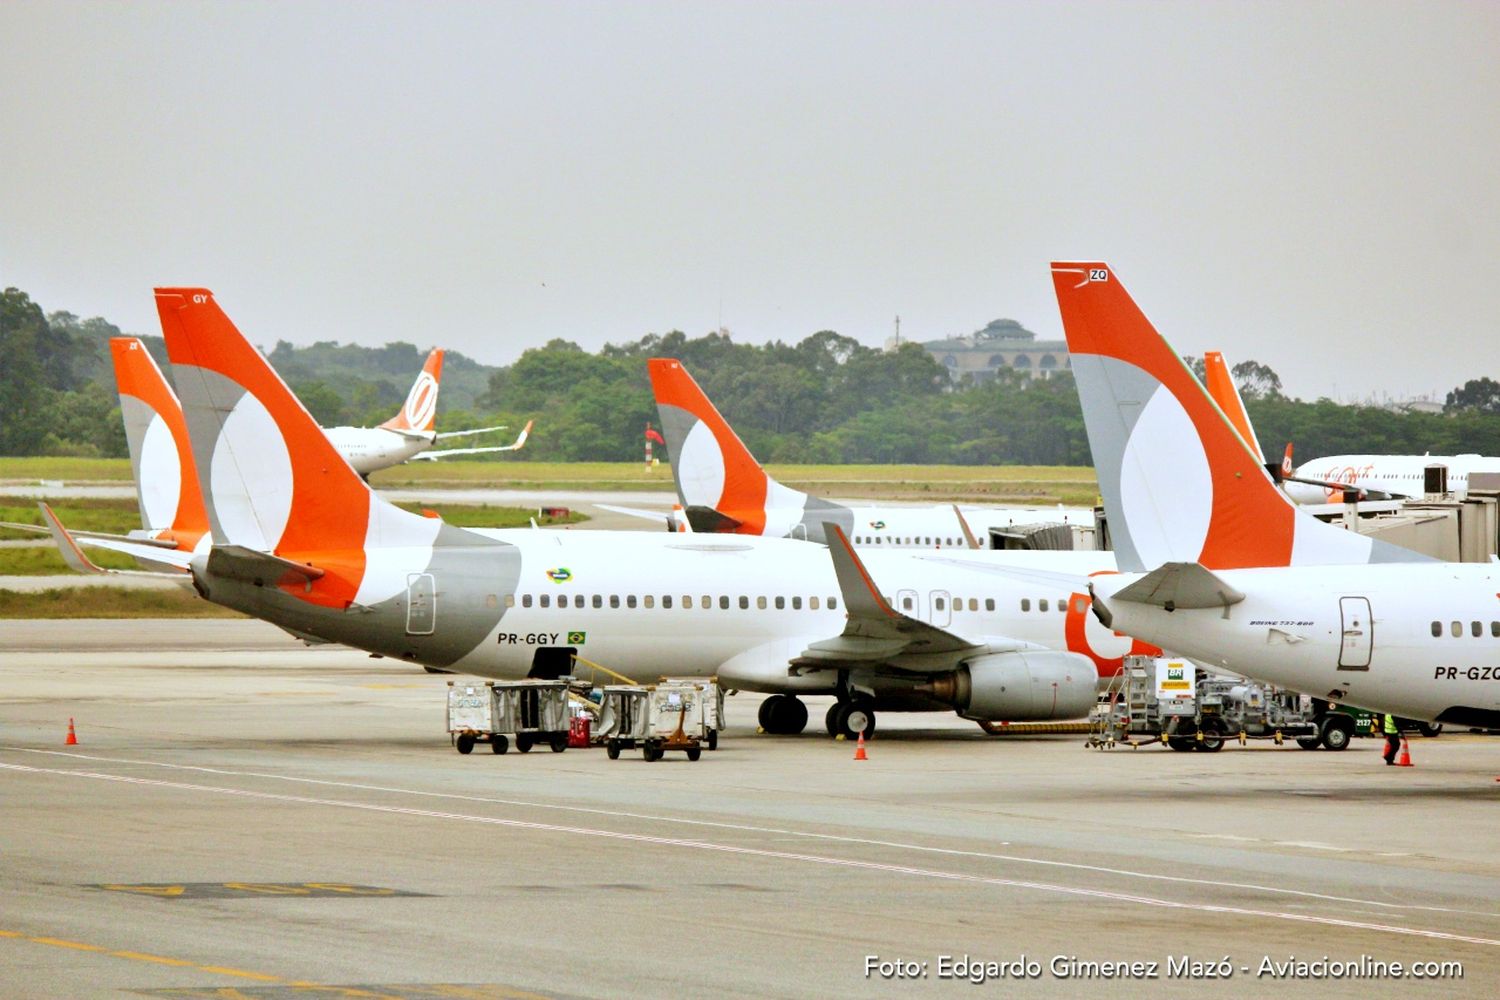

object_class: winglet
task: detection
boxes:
[39,503,106,575]
[822,522,899,620]
[952,504,982,550]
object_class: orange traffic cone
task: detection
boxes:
[65,718,77,745]
[1396,737,1413,767]
[853,731,868,761]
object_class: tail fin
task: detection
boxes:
[1201,351,1263,461]
[156,289,437,607]
[380,348,443,433]
[647,358,807,535]
[1280,443,1294,483]
[1051,262,1426,571]
[110,337,209,546]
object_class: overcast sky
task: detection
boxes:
[3,1,1496,401]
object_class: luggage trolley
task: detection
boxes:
[655,678,725,751]
[446,678,576,755]
[640,685,705,761]
[596,685,651,759]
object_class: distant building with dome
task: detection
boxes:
[905,318,1070,383]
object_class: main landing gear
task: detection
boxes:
[757,694,809,735]
[825,699,877,741]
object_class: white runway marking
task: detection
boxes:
[5,746,1485,918]
[4,758,1499,949]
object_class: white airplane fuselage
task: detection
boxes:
[1285,454,1500,504]
[1092,563,1500,725]
[322,426,434,476]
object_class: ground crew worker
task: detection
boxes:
[1383,713,1401,765]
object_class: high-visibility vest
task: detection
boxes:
[1383,714,1398,734]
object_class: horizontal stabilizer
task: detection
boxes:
[684,505,743,533]
[1112,562,1244,611]
[38,503,193,575]
[206,545,325,589]
[0,521,179,547]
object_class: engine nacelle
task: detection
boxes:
[922,650,1098,722]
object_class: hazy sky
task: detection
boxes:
[3,1,1496,401]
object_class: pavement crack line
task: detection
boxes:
[5,746,1492,919]
[3,759,1498,950]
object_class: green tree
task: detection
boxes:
[1445,377,1500,415]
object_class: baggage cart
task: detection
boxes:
[447,680,508,755]
[596,685,651,759]
[446,678,575,755]
[640,685,704,761]
[655,678,725,750]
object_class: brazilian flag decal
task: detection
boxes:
[567,631,587,645]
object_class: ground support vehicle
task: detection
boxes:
[655,678,725,750]
[446,678,578,754]
[1088,657,1326,752]
[596,685,652,759]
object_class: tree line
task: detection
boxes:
[3,285,1498,465]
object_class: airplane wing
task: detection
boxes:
[412,420,532,460]
[435,423,509,441]
[951,504,982,550]
[792,523,991,671]
[593,503,677,525]
[38,503,193,576]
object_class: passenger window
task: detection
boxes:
[1451,621,1462,637]
[1058,600,1067,614]
[684,595,694,609]
[969,598,979,612]
[829,597,838,610]
[1073,597,1088,614]
[757,596,767,610]
[792,596,803,610]
[504,594,515,608]
[702,595,711,608]
[627,595,637,609]
[1431,621,1441,637]
[934,597,946,611]
[740,596,750,610]
[775,596,785,609]
[609,595,620,609]
[522,594,533,608]
[985,599,995,611]
[1493,621,1500,637]
[592,595,602,609]
[1474,621,1483,637]
[1039,598,1049,612]
[540,594,551,608]
[902,595,914,611]
[810,597,820,610]
[644,595,654,609]
[1021,598,1031,612]
[719,596,730,610]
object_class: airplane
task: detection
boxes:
[1279,451,1500,505]
[320,348,532,475]
[1053,260,1500,731]
[610,356,1093,550]
[52,287,1156,740]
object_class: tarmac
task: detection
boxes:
[3,619,1499,998]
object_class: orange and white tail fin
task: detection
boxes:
[1201,351,1264,461]
[1051,262,1426,572]
[381,348,443,434]
[1280,442,1295,483]
[157,289,437,608]
[648,358,807,535]
[110,337,209,548]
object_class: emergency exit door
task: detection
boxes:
[1337,596,1371,670]
[406,573,435,635]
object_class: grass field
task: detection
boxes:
[0,586,244,619]
[2,456,1099,505]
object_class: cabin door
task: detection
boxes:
[1337,596,1371,670]
[405,573,436,635]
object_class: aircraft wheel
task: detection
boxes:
[832,702,876,741]
[1418,722,1443,738]
[825,702,842,737]
[759,695,807,735]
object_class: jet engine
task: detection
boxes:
[920,650,1097,721]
